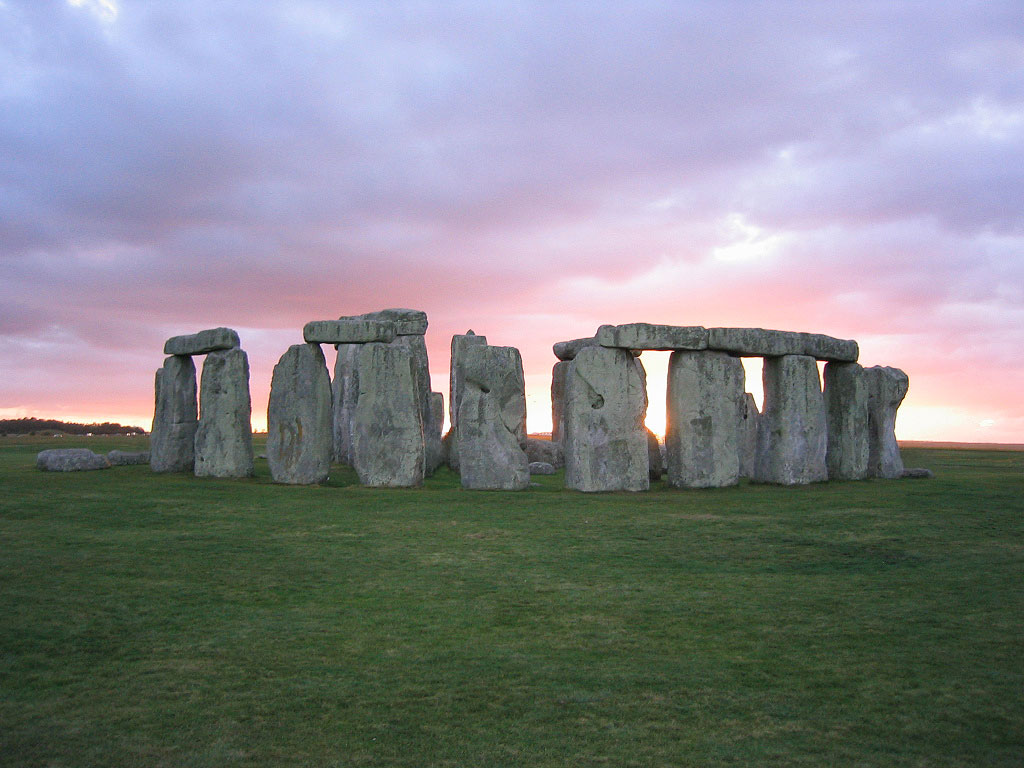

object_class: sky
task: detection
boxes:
[2,0,1023,442]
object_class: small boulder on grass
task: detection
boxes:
[36,449,110,472]
[107,450,150,466]
[529,461,556,475]
[901,468,934,479]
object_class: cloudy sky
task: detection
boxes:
[2,0,1023,441]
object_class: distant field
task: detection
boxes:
[1,436,1021,767]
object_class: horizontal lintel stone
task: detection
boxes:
[304,319,397,345]
[163,327,240,356]
[553,337,598,361]
[707,327,858,362]
[596,323,708,351]
[347,308,428,336]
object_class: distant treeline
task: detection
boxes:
[0,418,147,436]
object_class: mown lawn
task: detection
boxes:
[1,436,1021,767]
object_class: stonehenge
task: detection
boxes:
[148,315,915,492]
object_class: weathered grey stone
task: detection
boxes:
[564,346,649,492]
[350,342,425,487]
[739,393,759,479]
[267,343,332,484]
[902,467,933,479]
[550,360,571,442]
[304,319,396,344]
[194,348,254,478]
[707,327,859,362]
[824,362,869,480]
[529,461,556,475]
[331,344,360,464]
[150,355,198,473]
[448,331,488,471]
[553,337,598,361]
[391,334,437,476]
[107,450,150,466]
[754,355,828,485]
[457,345,529,490]
[665,350,745,488]
[427,391,445,474]
[36,448,110,471]
[525,436,564,469]
[866,366,909,479]
[163,327,239,356]
[597,323,709,351]
[350,308,428,336]
[647,428,664,480]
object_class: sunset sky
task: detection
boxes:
[2,1,1023,442]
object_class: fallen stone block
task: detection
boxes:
[597,323,708,351]
[304,319,396,344]
[37,449,110,471]
[529,461,556,475]
[107,450,150,466]
[163,327,240,356]
[902,467,934,479]
[525,436,564,469]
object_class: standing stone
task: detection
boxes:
[739,393,760,479]
[427,391,446,474]
[331,343,360,464]
[564,346,649,492]
[754,355,827,485]
[457,345,530,490]
[824,362,869,480]
[865,366,909,479]
[391,333,439,475]
[550,360,570,443]
[665,349,745,488]
[646,428,664,480]
[194,348,254,478]
[350,342,425,487]
[267,343,332,484]
[448,331,488,471]
[150,355,198,473]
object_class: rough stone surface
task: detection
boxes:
[525,437,564,469]
[350,342,425,487]
[597,323,709,351]
[107,450,150,466]
[665,350,745,488]
[194,348,254,478]
[391,334,437,476]
[529,461,556,475]
[427,391,446,474]
[267,343,332,484]
[457,345,530,490]
[707,327,858,362]
[647,428,664,480]
[866,366,909,479]
[351,308,428,336]
[553,337,598,361]
[331,344,360,464]
[550,360,571,442]
[824,362,869,480]
[163,327,240,356]
[150,355,198,473]
[448,331,488,471]
[37,448,110,471]
[563,346,649,492]
[304,319,396,344]
[902,467,933,479]
[754,355,828,485]
[739,393,759,479]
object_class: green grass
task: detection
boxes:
[1,436,1021,767]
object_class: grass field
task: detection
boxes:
[1,436,1021,767]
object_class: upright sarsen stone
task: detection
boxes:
[331,343,360,464]
[194,348,254,478]
[824,362,869,480]
[865,366,909,479]
[754,354,827,485]
[739,393,760,479]
[448,331,488,471]
[550,360,571,443]
[350,342,425,487]
[150,355,198,473]
[267,343,332,484]
[457,345,529,490]
[564,346,649,492]
[665,350,745,488]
